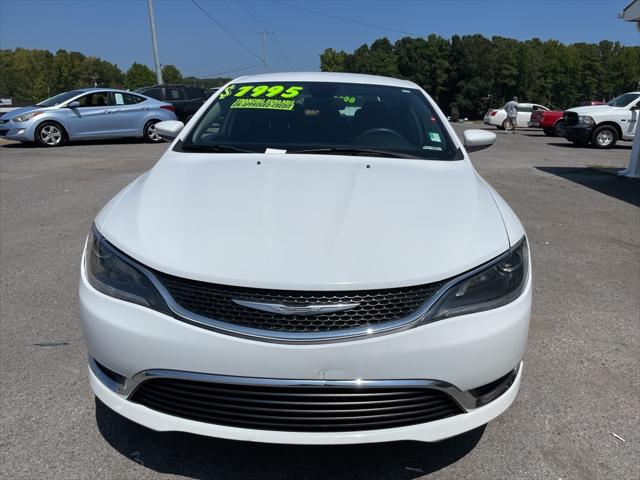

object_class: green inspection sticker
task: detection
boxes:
[230,98,296,111]
[429,132,442,143]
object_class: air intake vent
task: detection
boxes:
[131,378,464,432]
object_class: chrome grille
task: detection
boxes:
[155,271,445,333]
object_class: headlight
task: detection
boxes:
[578,115,595,125]
[84,226,170,313]
[11,111,43,123]
[425,238,529,321]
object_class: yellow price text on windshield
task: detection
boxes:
[337,95,356,104]
[218,85,235,99]
[233,85,304,99]
[230,98,296,111]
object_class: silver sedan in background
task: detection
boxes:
[0,88,177,147]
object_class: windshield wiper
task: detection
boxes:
[288,147,420,159]
[180,144,256,153]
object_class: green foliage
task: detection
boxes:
[319,48,349,72]
[161,64,183,84]
[0,49,188,103]
[125,62,156,89]
[319,35,640,117]
[0,48,124,104]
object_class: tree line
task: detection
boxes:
[0,48,230,104]
[320,35,640,117]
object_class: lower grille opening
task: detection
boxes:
[130,378,465,432]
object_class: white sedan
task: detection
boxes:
[484,102,549,129]
[80,72,532,445]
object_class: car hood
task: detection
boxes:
[96,152,510,290]
[0,105,54,120]
[566,105,612,115]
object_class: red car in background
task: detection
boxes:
[528,110,565,136]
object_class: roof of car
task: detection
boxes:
[80,88,143,93]
[233,72,419,89]
[138,84,201,89]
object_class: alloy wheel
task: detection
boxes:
[147,123,160,142]
[40,125,62,146]
[596,130,613,147]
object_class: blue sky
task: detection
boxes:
[1,0,638,78]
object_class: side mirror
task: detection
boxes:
[67,100,80,108]
[154,120,184,141]
[463,129,496,152]
[630,104,639,111]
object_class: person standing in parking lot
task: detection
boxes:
[505,96,518,133]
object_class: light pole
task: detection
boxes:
[258,31,273,72]
[147,0,164,85]
[618,0,639,178]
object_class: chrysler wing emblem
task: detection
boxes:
[232,299,360,316]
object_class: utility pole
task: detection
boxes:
[258,31,273,71]
[147,0,164,84]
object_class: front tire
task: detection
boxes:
[554,121,564,137]
[591,125,618,149]
[35,121,65,147]
[543,128,555,137]
[143,120,163,143]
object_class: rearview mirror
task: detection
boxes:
[67,101,80,108]
[463,129,496,152]
[155,120,184,141]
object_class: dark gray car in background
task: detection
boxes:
[135,84,213,122]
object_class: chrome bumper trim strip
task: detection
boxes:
[90,358,521,412]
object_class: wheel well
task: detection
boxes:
[595,121,622,138]
[34,119,68,141]
[553,119,564,127]
[140,118,160,135]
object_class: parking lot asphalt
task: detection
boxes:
[1,128,638,480]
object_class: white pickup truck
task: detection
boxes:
[561,92,639,148]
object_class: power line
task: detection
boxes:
[241,0,270,31]
[187,62,264,78]
[190,0,263,63]
[271,32,293,70]
[258,31,273,71]
[222,0,259,33]
[239,1,288,70]
[270,0,422,37]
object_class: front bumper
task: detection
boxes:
[90,359,523,444]
[562,124,593,143]
[0,119,36,141]
[80,255,531,442]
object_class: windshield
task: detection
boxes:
[607,93,640,107]
[37,90,86,107]
[182,81,459,160]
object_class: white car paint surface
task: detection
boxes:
[97,154,508,289]
[81,72,532,445]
